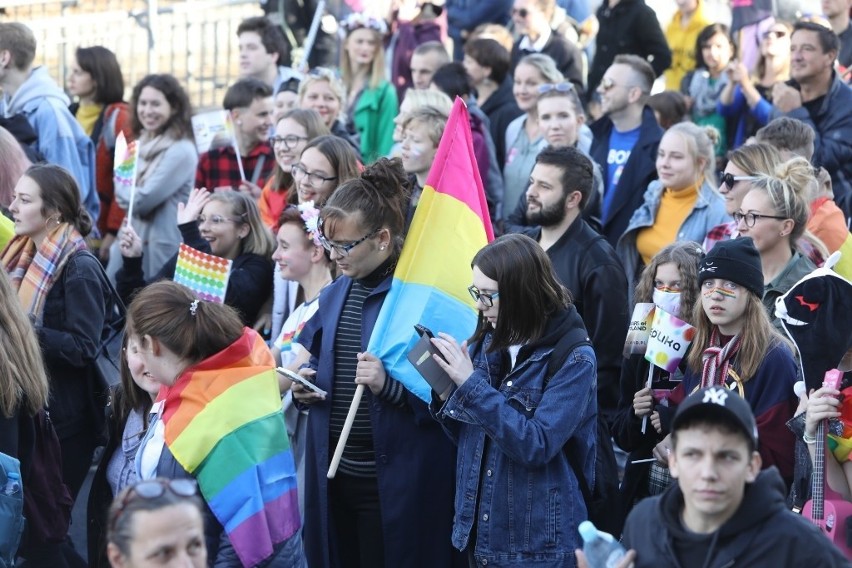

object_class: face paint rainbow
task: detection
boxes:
[655,285,680,293]
[703,287,737,299]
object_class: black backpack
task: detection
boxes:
[545,327,625,537]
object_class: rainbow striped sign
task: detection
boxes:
[173,243,232,303]
[113,131,137,188]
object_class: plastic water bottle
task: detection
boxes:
[2,472,20,495]
[578,520,626,568]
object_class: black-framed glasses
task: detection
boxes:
[468,285,499,307]
[732,211,788,227]
[511,7,529,18]
[270,135,309,149]
[537,82,575,95]
[317,216,380,257]
[721,172,759,189]
[109,479,198,531]
[291,163,338,186]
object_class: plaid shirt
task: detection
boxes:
[195,142,275,191]
[702,220,736,252]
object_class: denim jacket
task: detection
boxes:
[432,306,597,566]
[616,179,729,291]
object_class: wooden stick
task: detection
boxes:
[327,384,364,479]
[641,363,654,434]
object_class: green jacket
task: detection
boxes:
[353,80,398,164]
[763,251,816,328]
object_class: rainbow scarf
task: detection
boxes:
[159,328,299,566]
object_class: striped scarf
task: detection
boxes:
[0,224,87,320]
[700,328,743,388]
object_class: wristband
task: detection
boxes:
[802,431,817,445]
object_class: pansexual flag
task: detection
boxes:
[367,97,494,402]
[160,328,300,567]
[644,309,696,373]
[173,243,232,303]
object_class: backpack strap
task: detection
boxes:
[544,321,594,507]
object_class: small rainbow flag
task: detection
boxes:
[173,243,232,303]
[366,98,494,402]
[113,131,137,188]
[160,329,300,566]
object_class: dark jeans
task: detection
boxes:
[329,473,385,568]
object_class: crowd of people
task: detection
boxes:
[1,0,852,566]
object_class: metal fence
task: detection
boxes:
[1,0,264,110]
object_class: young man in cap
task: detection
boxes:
[578,386,850,567]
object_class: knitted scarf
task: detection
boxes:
[1,223,87,320]
[700,328,743,388]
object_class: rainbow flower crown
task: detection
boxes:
[298,201,322,247]
[340,12,388,36]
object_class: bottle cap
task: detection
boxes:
[578,520,597,542]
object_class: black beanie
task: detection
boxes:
[698,237,764,297]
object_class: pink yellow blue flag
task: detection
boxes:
[367,97,494,401]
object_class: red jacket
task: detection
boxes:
[95,102,133,234]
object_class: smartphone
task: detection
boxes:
[414,323,435,339]
[276,367,328,397]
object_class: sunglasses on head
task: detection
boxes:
[537,82,575,95]
[721,172,759,189]
[109,479,198,532]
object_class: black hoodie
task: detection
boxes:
[623,467,851,567]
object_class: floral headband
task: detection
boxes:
[298,201,323,247]
[340,12,388,36]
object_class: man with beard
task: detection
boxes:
[524,145,628,428]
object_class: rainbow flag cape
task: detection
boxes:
[113,131,137,189]
[173,243,232,303]
[366,98,494,402]
[160,329,299,567]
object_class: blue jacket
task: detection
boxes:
[717,85,773,149]
[590,106,664,247]
[1,67,97,223]
[616,179,729,291]
[769,72,852,218]
[432,306,597,566]
[447,0,513,59]
[298,273,458,568]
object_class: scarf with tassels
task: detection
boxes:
[700,328,743,388]
[1,223,87,320]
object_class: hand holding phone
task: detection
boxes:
[277,367,328,398]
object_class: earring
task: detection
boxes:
[380,245,386,251]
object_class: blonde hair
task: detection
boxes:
[748,157,828,257]
[687,289,786,381]
[205,192,275,257]
[0,270,49,417]
[0,126,31,208]
[401,106,450,147]
[341,28,386,91]
[399,89,453,116]
[516,53,564,85]
[298,69,347,112]
[665,122,720,186]
[728,142,781,176]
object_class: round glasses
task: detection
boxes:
[721,173,759,189]
[468,285,499,307]
[732,211,788,227]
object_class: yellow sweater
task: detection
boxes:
[75,103,103,137]
[0,215,14,253]
[664,3,711,91]
[636,184,699,265]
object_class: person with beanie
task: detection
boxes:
[653,237,799,488]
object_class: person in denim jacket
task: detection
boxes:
[431,233,597,567]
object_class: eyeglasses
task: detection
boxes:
[317,216,380,257]
[108,479,198,532]
[732,211,789,227]
[537,82,575,95]
[198,214,241,225]
[291,163,338,186]
[763,29,787,40]
[598,77,638,93]
[511,7,529,18]
[468,285,499,307]
[720,173,760,189]
[271,135,309,149]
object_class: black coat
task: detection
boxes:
[116,222,273,325]
[479,77,523,171]
[526,218,628,427]
[623,468,852,567]
[511,32,585,99]
[587,0,672,96]
[589,106,663,247]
